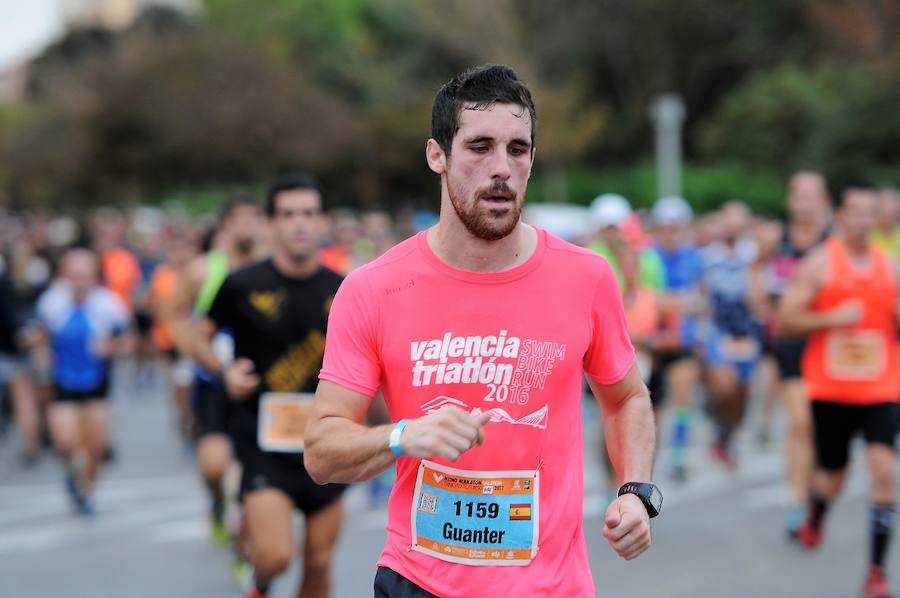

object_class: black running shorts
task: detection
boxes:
[374,567,438,598]
[772,335,806,380]
[647,349,694,408]
[811,400,900,470]
[237,441,346,516]
[55,378,110,403]
[191,377,232,438]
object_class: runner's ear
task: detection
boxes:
[425,139,447,175]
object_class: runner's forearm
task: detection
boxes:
[778,309,834,336]
[191,339,222,374]
[181,318,222,373]
[603,392,655,483]
[304,417,397,484]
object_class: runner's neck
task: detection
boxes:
[272,251,320,279]
[789,219,825,250]
[840,235,872,265]
[427,220,537,273]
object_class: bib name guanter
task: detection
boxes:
[443,522,507,544]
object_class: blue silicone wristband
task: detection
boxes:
[389,419,410,457]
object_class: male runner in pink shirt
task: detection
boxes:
[304,64,660,597]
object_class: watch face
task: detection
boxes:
[649,485,663,511]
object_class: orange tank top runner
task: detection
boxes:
[149,264,179,351]
[802,237,900,404]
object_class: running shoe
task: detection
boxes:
[670,464,689,484]
[210,517,229,547]
[863,565,893,598]
[65,470,78,503]
[785,504,805,540]
[76,496,96,517]
[794,521,822,550]
[711,443,737,470]
[232,555,253,590]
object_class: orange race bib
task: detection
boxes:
[257,393,314,453]
[825,330,886,380]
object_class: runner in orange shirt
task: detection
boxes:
[779,180,900,598]
[92,208,142,313]
[149,231,198,441]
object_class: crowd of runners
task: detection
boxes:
[1,65,898,598]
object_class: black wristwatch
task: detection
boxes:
[617,482,663,518]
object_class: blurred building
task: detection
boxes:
[61,0,196,30]
[0,0,197,101]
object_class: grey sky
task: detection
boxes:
[0,0,61,72]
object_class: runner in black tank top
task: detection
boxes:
[753,171,831,539]
[192,174,346,598]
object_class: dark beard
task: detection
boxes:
[448,180,521,241]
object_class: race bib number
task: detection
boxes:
[411,460,539,566]
[720,335,759,361]
[257,393,314,453]
[825,331,885,380]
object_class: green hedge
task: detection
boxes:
[528,161,785,216]
[155,186,249,216]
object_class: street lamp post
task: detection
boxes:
[650,94,685,200]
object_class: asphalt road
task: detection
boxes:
[0,364,896,598]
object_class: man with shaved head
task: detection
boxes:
[36,248,129,516]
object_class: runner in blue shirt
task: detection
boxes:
[36,248,129,515]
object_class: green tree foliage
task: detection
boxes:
[528,161,784,215]
[0,0,897,210]
[697,65,900,187]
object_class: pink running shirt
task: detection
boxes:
[320,227,635,597]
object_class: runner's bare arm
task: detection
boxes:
[303,381,391,484]
[305,380,493,485]
[589,364,655,560]
[172,256,206,355]
[588,364,655,482]
[185,316,223,374]
[779,248,858,335]
[746,260,773,322]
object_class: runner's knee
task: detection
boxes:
[252,541,292,577]
[869,447,896,490]
[303,541,336,571]
[788,411,811,437]
[197,437,230,479]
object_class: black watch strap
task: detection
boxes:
[617,482,663,518]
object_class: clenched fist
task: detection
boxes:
[224,357,260,401]
[603,493,652,560]
[398,407,493,461]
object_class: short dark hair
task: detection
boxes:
[431,64,536,156]
[218,191,259,225]
[835,178,878,208]
[265,173,322,216]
